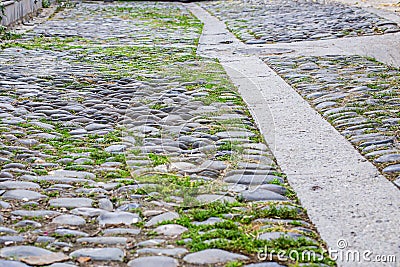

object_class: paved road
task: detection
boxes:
[0,0,399,266]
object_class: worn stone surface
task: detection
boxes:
[0,1,342,266]
[183,249,249,264]
[69,248,124,261]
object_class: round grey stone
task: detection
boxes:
[136,248,188,257]
[383,164,400,173]
[52,215,86,226]
[0,181,40,190]
[105,145,126,153]
[76,237,127,245]
[154,224,188,236]
[244,262,286,267]
[103,228,141,236]
[0,260,30,267]
[196,194,236,204]
[97,211,141,226]
[240,189,288,201]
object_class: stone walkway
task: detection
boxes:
[193,0,400,266]
[0,0,399,267]
[0,1,335,267]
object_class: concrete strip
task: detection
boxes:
[188,4,400,266]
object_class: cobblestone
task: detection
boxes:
[201,0,400,43]
[0,1,334,266]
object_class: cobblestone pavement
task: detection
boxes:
[0,2,334,267]
[265,55,400,187]
[200,0,400,44]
